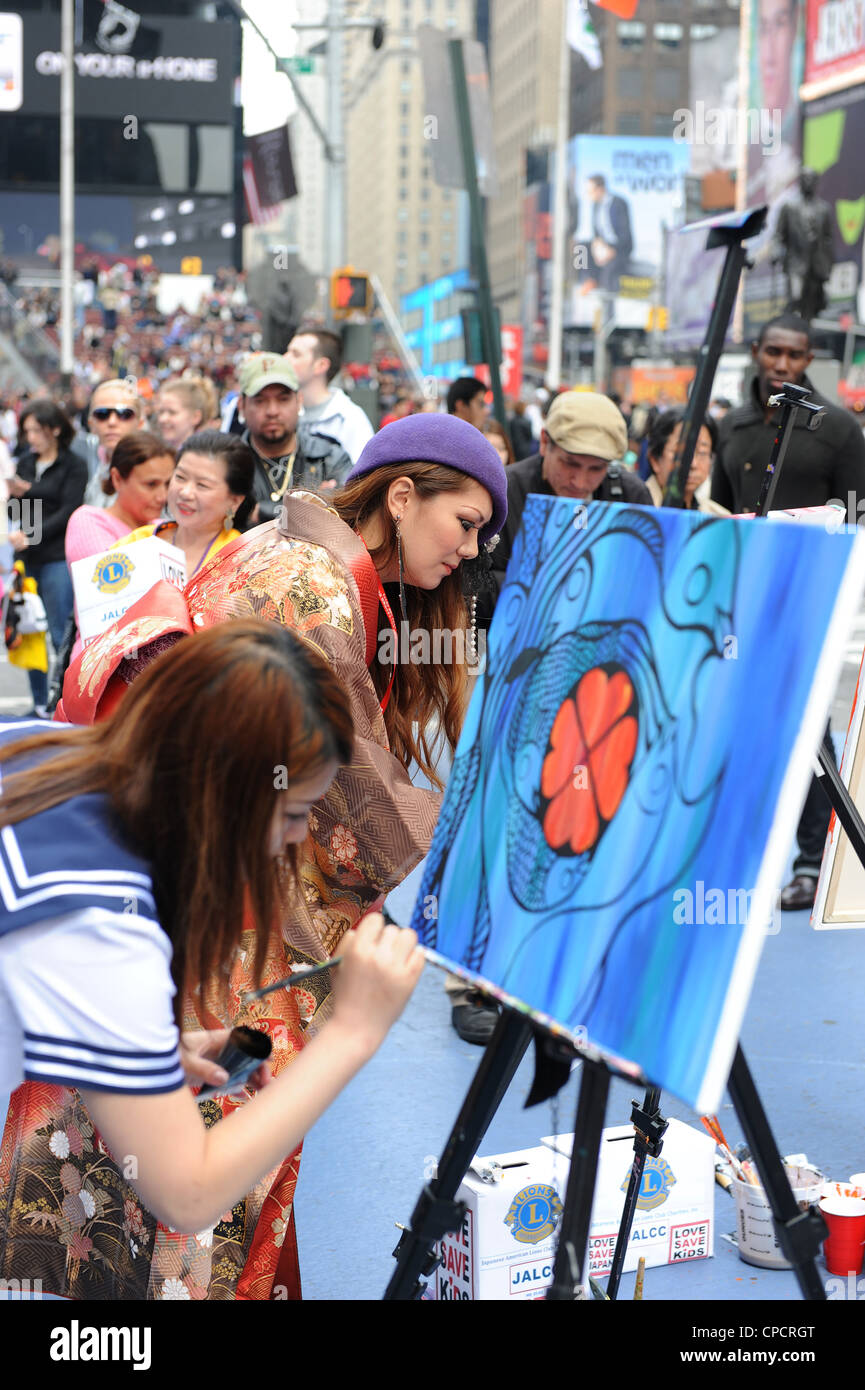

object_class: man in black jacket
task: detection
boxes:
[238,353,353,528]
[710,313,865,515]
[711,312,865,912]
[483,389,652,618]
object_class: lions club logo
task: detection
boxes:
[504,1183,564,1246]
[93,552,134,594]
[619,1156,676,1211]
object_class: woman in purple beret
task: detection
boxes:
[333,412,507,782]
[18,412,508,1303]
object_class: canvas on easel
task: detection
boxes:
[813,644,865,929]
[411,497,865,1113]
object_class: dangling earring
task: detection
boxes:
[224,508,235,531]
[394,512,408,622]
[468,594,478,667]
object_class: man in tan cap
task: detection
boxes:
[238,352,353,527]
[485,389,651,605]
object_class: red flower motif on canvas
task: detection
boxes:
[541,665,638,855]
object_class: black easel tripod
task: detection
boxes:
[384,1013,831,1300]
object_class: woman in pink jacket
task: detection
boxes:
[64,431,175,661]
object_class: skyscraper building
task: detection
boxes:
[343,0,472,307]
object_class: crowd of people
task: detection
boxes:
[3,263,262,401]
[1,292,864,1301]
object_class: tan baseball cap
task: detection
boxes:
[544,391,627,461]
[238,352,298,397]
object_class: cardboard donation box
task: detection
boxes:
[431,1120,714,1300]
[71,536,187,645]
[432,1146,567,1300]
[542,1118,715,1279]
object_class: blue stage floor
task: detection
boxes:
[294,855,865,1302]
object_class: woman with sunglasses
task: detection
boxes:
[7,399,88,717]
[83,380,145,505]
[88,380,144,455]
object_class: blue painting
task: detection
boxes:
[411,499,865,1111]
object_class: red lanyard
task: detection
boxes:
[375,574,397,714]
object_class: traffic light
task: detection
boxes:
[330,268,372,317]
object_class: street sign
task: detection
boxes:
[280,55,316,74]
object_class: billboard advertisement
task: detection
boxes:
[566,135,690,331]
[742,0,807,338]
[0,8,236,197]
[685,26,741,177]
[802,83,865,320]
[666,230,728,352]
[401,269,474,381]
[12,11,233,122]
[802,0,865,99]
[521,170,553,368]
[0,189,237,275]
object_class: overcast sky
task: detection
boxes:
[240,0,299,137]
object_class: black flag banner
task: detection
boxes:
[243,126,298,226]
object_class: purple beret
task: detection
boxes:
[347,414,507,545]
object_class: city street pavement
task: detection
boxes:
[0,648,34,716]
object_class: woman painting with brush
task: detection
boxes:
[0,623,423,1296]
[3,414,507,1299]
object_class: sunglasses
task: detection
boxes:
[92,406,137,422]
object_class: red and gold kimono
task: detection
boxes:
[0,498,440,1300]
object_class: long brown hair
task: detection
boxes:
[333,463,472,787]
[0,621,353,1021]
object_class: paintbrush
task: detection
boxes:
[634,1256,646,1300]
[241,957,342,1003]
[701,1115,759,1185]
[701,1115,745,1176]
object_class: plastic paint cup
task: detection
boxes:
[820,1194,865,1277]
[823,1180,865,1202]
[732,1165,823,1269]
[849,1173,865,1195]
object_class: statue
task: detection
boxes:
[771,168,835,323]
